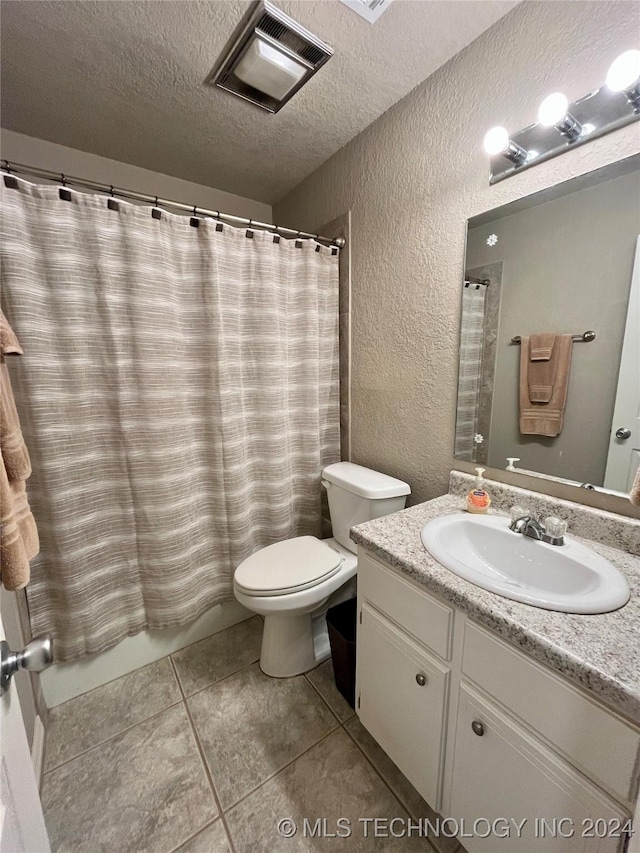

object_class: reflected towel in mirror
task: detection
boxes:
[519,334,573,436]
[528,333,558,402]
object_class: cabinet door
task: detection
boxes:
[449,685,630,853]
[357,603,449,809]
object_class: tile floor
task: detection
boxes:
[42,616,466,853]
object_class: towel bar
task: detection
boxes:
[511,331,596,345]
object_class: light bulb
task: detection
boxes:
[537,92,582,141]
[606,49,640,93]
[483,126,528,165]
[538,92,569,127]
[483,126,509,156]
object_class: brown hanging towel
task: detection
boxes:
[630,465,640,507]
[0,309,39,590]
[519,334,573,437]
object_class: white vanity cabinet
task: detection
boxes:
[356,551,454,812]
[358,602,449,809]
[356,549,639,853]
[450,685,629,853]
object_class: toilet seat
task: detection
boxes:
[234,536,343,597]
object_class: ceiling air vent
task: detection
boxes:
[339,0,394,24]
[206,1,333,114]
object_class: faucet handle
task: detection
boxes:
[510,505,531,522]
[544,516,567,538]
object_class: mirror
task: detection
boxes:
[455,155,640,493]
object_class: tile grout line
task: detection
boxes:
[46,623,262,774]
[220,724,341,816]
[170,616,262,693]
[302,670,354,726]
[46,656,178,711]
[44,655,185,773]
[47,616,264,713]
[43,697,185,775]
[170,655,238,853]
[165,819,220,853]
[184,702,238,853]
[178,655,261,702]
[169,614,257,659]
[340,721,443,853]
[216,666,348,814]
[46,637,444,853]
[342,718,411,810]
[177,661,342,818]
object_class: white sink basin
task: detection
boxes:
[420,514,630,614]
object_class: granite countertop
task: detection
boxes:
[351,493,640,725]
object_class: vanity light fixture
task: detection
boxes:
[483,127,528,165]
[483,47,640,183]
[537,93,583,141]
[606,49,640,111]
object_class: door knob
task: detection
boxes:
[615,427,631,440]
[1,635,53,696]
[415,673,427,687]
[471,720,485,736]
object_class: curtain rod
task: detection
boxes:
[1,160,345,249]
[464,276,490,288]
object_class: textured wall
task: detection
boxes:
[274,1,640,506]
[0,130,272,222]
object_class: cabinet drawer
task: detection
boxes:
[358,549,453,660]
[357,603,449,810]
[462,621,640,804]
[449,685,630,853]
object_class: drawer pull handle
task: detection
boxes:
[471,720,485,737]
[415,673,427,687]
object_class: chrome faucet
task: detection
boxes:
[510,516,545,539]
[509,515,566,546]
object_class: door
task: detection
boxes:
[604,236,640,492]
[0,611,50,853]
[357,602,449,810]
[448,684,630,853]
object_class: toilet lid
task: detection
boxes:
[234,536,343,596]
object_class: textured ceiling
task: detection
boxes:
[0,0,518,203]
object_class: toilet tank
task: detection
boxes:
[322,462,411,554]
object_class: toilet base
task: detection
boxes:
[259,610,331,678]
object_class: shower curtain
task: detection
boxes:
[454,286,487,461]
[0,178,340,661]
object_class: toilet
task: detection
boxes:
[233,462,410,677]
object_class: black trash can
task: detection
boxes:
[326,598,357,709]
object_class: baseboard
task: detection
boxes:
[31,715,46,788]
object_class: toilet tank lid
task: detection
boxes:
[322,462,411,499]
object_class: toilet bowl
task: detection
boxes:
[234,536,357,677]
[233,462,410,678]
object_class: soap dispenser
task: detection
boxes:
[466,467,492,514]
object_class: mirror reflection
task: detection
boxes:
[456,157,640,492]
